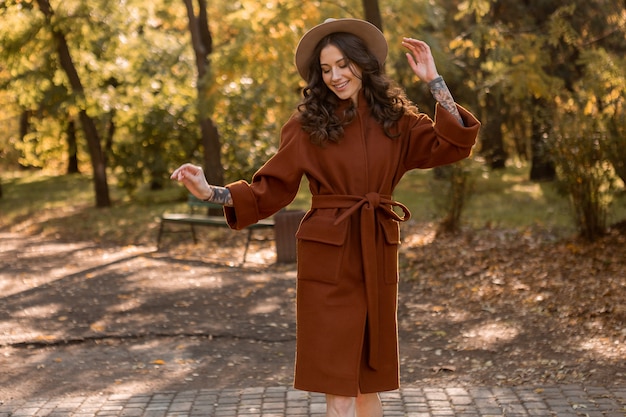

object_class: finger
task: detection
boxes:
[171,164,195,180]
[404,39,430,57]
[402,38,426,49]
[401,41,418,54]
[170,165,188,180]
[407,55,423,75]
[405,52,416,67]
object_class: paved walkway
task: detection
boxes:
[1,385,625,417]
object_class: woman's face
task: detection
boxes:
[319,44,363,104]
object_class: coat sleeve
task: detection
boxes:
[223,116,305,230]
[403,103,481,170]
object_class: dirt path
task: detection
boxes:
[1,226,624,400]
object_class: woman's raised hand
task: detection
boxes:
[170,163,212,201]
[401,38,440,83]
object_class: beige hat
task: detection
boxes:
[295,18,388,81]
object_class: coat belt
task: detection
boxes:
[311,193,411,370]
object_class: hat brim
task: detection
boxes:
[295,18,388,81]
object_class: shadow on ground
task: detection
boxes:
[1,222,625,400]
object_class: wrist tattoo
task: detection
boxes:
[204,186,234,206]
[428,76,464,126]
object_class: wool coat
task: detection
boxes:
[224,94,480,397]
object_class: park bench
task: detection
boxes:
[157,194,275,263]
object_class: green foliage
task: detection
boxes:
[8,163,623,244]
[577,48,626,185]
[443,0,626,236]
[549,46,626,241]
[0,0,625,234]
[551,107,612,241]
[112,105,199,192]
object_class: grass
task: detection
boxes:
[1,164,624,246]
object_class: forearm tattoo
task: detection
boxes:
[428,76,464,126]
[205,185,234,206]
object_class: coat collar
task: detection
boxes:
[336,89,368,112]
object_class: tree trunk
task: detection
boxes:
[481,91,507,169]
[35,0,110,207]
[66,118,79,174]
[529,99,556,182]
[362,0,383,31]
[183,0,224,187]
[18,110,31,169]
[104,109,116,167]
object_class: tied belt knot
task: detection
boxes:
[311,193,411,370]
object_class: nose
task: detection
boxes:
[331,67,341,80]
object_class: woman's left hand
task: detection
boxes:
[402,38,440,83]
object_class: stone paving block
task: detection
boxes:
[169,402,193,412]
[425,391,448,401]
[405,405,430,414]
[286,405,309,414]
[190,405,216,416]
[431,410,455,416]
[450,395,473,406]
[100,405,124,411]
[500,403,529,415]
[120,408,143,417]
[309,402,326,414]
[427,400,453,412]
[1,384,625,416]
[468,387,494,398]
[286,390,308,400]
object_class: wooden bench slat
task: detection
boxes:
[161,214,274,228]
[161,213,229,224]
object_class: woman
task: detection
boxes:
[171,18,480,417]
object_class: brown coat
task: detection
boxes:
[224,96,480,396]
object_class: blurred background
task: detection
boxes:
[1,0,625,241]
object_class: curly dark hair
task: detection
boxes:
[297,32,418,147]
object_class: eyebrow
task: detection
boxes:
[320,57,348,67]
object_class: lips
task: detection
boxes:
[334,81,349,91]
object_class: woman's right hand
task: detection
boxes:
[402,38,440,83]
[170,163,212,200]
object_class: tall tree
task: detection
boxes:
[34,0,111,207]
[529,98,556,181]
[481,78,507,170]
[18,110,31,169]
[362,0,383,31]
[183,0,224,187]
[66,118,79,174]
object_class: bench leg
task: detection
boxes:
[190,224,198,244]
[157,220,199,248]
[157,221,165,248]
[241,229,253,264]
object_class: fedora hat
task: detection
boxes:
[295,18,388,81]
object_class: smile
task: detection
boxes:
[334,81,349,90]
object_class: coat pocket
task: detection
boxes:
[296,216,349,284]
[381,219,400,284]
